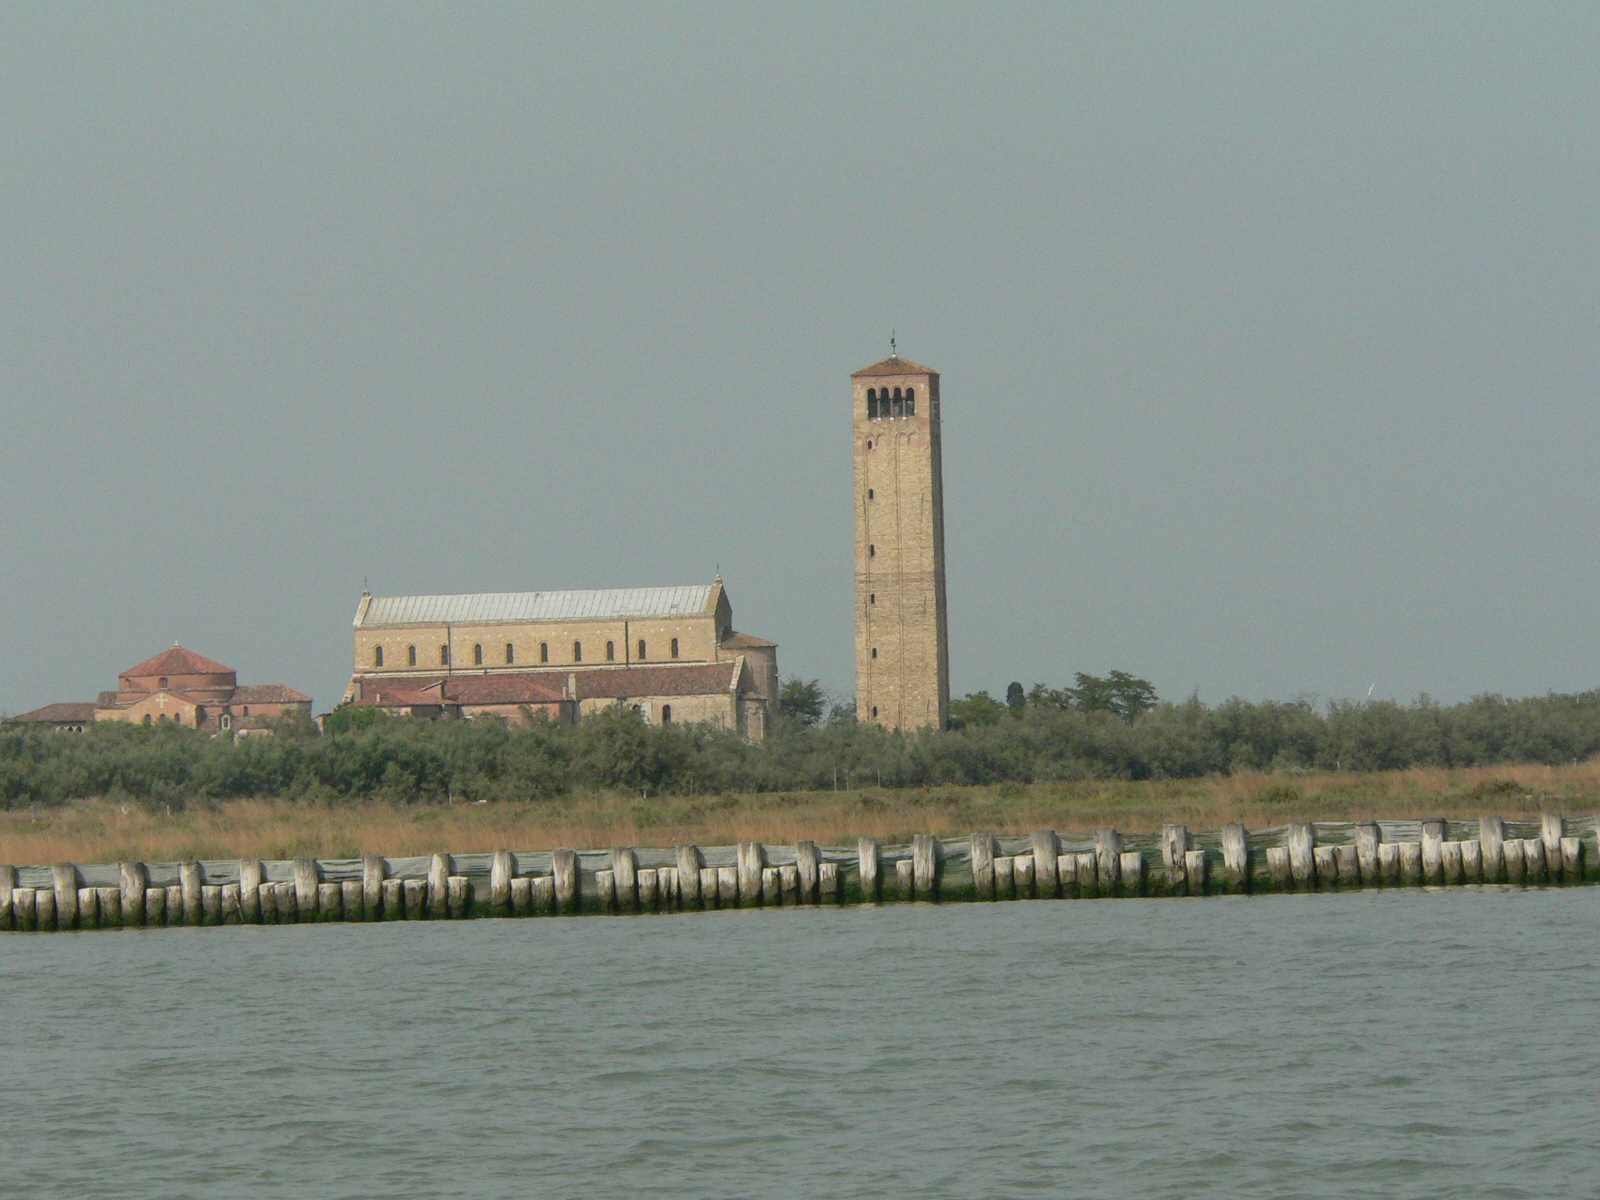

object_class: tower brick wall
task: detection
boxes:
[853,355,950,730]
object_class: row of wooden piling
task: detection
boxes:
[0,814,1592,931]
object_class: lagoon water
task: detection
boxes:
[4,888,1598,1198]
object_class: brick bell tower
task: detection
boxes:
[853,349,950,730]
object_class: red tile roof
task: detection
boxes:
[570,663,738,699]
[852,355,938,378]
[7,702,97,724]
[230,684,312,705]
[121,646,235,678]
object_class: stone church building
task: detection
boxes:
[345,576,777,738]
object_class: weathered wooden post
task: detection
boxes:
[716,865,738,905]
[779,864,800,904]
[1335,845,1360,885]
[1560,836,1582,881]
[1118,851,1145,896]
[1420,819,1446,885]
[175,862,201,926]
[239,860,263,923]
[294,858,321,921]
[1095,829,1123,892]
[0,865,13,931]
[913,835,939,901]
[1266,847,1291,889]
[98,887,121,925]
[144,886,166,926]
[994,856,1015,899]
[53,864,80,930]
[1524,838,1548,884]
[221,884,241,923]
[258,883,278,923]
[1055,854,1077,896]
[318,881,342,920]
[381,878,405,918]
[1031,832,1059,898]
[659,866,679,908]
[197,885,219,924]
[970,834,997,900]
[1478,816,1506,882]
[1014,854,1035,898]
[1221,824,1249,893]
[1398,841,1423,885]
[736,843,764,907]
[676,846,704,909]
[858,838,880,902]
[1461,840,1483,882]
[1503,838,1526,883]
[489,850,515,914]
[699,866,719,906]
[594,869,616,911]
[1312,845,1337,885]
[895,858,915,900]
[1377,842,1399,883]
[818,860,839,902]
[1354,822,1381,883]
[276,880,299,921]
[612,848,638,912]
[510,876,533,915]
[637,868,659,909]
[1286,823,1315,889]
[1440,841,1464,885]
[398,877,423,919]
[36,887,56,929]
[426,854,451,918]
[531,876,555,915]
[14,887,37,931]
[1184,849,1207,895]
[340,880,362,918]
[1162,825,1190,895]
[164,884,182,924]
[360,855,384,919]
[1075,852,1099,898]
[796,841,820,904]
[77,887,98,929]
[761,866,782,904]
[447,875,471,917]
[1541,815,1565,881]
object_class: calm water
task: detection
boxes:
[3,887,1596,1198]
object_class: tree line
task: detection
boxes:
[2,672,1599,809]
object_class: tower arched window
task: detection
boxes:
[374,646,384,667]
[661,704,672,723]
[670,637,680,659]
[892,388,904,418]
[905,386,915,416]
[408,645,417,666]
[573,642,583,662]
[867,387,879,419]
[505,643,515,664]
[606,641,616,662]
[473,644,483,665]
[540,642,549,663]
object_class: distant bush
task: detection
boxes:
[2,685,1599,809]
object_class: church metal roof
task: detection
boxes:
[357,585,718,629]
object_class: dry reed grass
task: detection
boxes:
[3,761,1598,866]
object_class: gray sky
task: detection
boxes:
[2,5,1597,716]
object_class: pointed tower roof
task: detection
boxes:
[121,646,235,678]
[852,354,939,378]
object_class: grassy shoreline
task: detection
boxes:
[2,760,1598,865]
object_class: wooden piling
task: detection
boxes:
[914,835,939,900]
[1561,836,1581,881]
[1541,815,1565,880]
[859,838,880,902]
[970,834,997,900]
[1031,831,1059,898]
[796,841,820,904]
[779,863,800,904]
[52,864,79,929]
[380,878,404,918]
[737,843,765,906]
[294,858,321,922]
[895,858,916,899]
[1335,845,1360,886]
[258,883,278,923]
[489,850,514,913]
[1287,823,1315,889]
[145,886,166,925]
[1398,841,1423,885]
[120,862,147,926]
[1479,816,1506,882]
[1439,841,1463,885]
[426,854,451,919]
[341,880,363,919]
[278,880,300,922]
[1503,838,1526,883]
[97,886,121,926]
[239,860,263,923]
[0,865,13,930]
[1420,819,1446,885]
[594,869,616,911]
[1461,840,1483,883]
[659,866,679,908]
[78,887,98,929]
[818,860,839,902]
[552,848,578,913]
[510,876,533,915]
[761,866,782,904]
[175,862,201,926]
[1184,848,1207,895]
[1524,838,1548,884]
[1075,852,1099,898]
[221,884,241,923]
[531,876,554,915]
[200,885,222,924]
[14,887,37,930]
[318,882,342,920]
[1312,845,1337,885]
[611,848,638,911]
[1221,824,1249,893]
[716,866,738,905]
[447,876,471,917]
[1354,822,1380,883]
[362,856,385,919]
[676,846,704,909]
[164,885,182,924]
[699,866,719,907]
[1162,825,1191,895]
[1118,851,1144,896]
[403,878,427,919]
[994,855,1015,899]
[1095,829,1123,892]
[637,868,658,910]
[1057,854,1077,896]
[1266,846,1291,889]
[1380,842,1401,884]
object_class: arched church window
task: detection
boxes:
[871,647,878,658]
[540,642,549,663]
[638,639,647,659]
[661,704,673,723]
[866,439,873,450]
[440,645,450,666]
[374,646,384,667]
[867,388,878,419]
[670,637,680,659]
[905,386,915,416]
[606,641,616,662]
[892,388,904,418]
[473,644,483,665]
[505,643,515,664]
[408,645,417,666]
[573,642,583,662]
[869,544,875,557]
